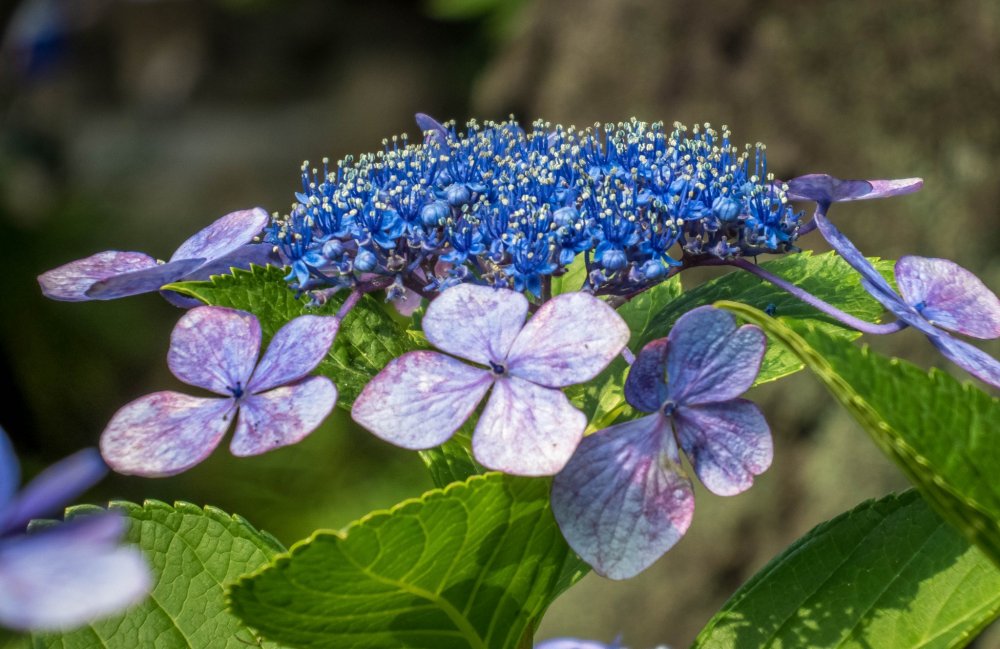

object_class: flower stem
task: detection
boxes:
[335,290,364,320]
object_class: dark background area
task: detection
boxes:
[1,0,998,646]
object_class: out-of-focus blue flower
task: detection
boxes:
[0,429,149,631]
[351,283,630,476]
[269,116,802,301]
[39,208,279,307]
[552,306,771,579]
[100,307,340,477]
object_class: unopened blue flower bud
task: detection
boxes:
[445,183,471,206]
[600,248,627,271]
[712,196,741,221]
[420,200,449,227]
[639,259,667,279]
[322,240,344,260]
[354,248,377,272]
[553,206,578,228]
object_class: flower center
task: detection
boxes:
[660,400,677,417]
[489,361,507,377]
[229,381,245,400]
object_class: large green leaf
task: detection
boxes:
[166,265,422,406]
[719,302,1000,567]
[694,490,1000,649]
[32,501,287,649]
[229,473,588,649]
[637,252,894,385]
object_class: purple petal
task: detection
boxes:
[37,251,158,301]
[665,307,766,405]
[100,391,235,477]
[624,338,669,413]
[0,515,149,631]
[551,414,694,580]
[415,113,450,145]
[0,428,19,511]
[929,333,1000,390]
[85,258,206,300]
[786,174,922,203]
[182,243,281,280]
[422,283,528,366]
[167,306,261,395]
[814,213,900,301]
[0,448,106,536]
[674,400,772,496]
[859,277,936,336]
[159,290,205,309]
[506,292,630,388]
[352,351,493,449]
[169,207,269,263]
[248,316,340,393]
[231,377,337,457]
[535,639,620,649]
[895,256,1000,339]
[473,376,587,476]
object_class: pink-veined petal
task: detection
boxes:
[422,283,528,365]
[352,351,493,449]
[674,399,772,497]
[506,292,630,388]
[170,207,269,263]
[551,414,694,580]
[37,251,158,301]
[248,316,340,393]
[896,256,1000,339]
[100,392,235,477]
[84,258,205,300]
[929,333,1000,390]
[0,448,106,536]
[231,377,337,457]
[623,338,669,413]
[473,376,586,476]
[0,515,149,631]
[666,306,766,405]
[167,306,261,395]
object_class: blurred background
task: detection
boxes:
[1,0,998,646]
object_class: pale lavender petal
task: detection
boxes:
[352,351,493,449]
[0,516,149,631]
[535,639,620,649]
[38,251,158,301]
[896,256,1000,339]
[0,428,19,511]
[231,377,337,457]
[624,338,669,413]
[665,307,766,405]
[100,391,235,477]
[786,174,922,203]
[170,207,269,263]
[674,400,772,496]
[167,306,261,395]
[551,415,694,580]
[182,243,282,281]
[422,283,528,366]
[248,316,340,393]
[859,277,936,336]
[159,290,204,309]
[473,376,586,476]
[415,113,449,145]
[506,292,630,388]
[814,213,899,301]
[85,258,205,300]
[0,449,106,536]
[930,333,1000,390]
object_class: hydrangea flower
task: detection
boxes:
[813,213,1000,388]
[782,173,923,235]
[100,306,339,476]
[551,306,771,579]
[351,283,630,475]
[0,429,149,631]
[270,116,803,302]
[535,638,623,649]
[38,208,277,307]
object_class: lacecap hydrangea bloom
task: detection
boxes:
[0,429,149,630]
[268,115,802,302]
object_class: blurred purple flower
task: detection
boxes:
[351,283,630,476]
[0,429,149,631]
[38,207,277,307]
[100,306,339,477]
[535,637,623,649]
[552,306,771,579]
[815,213,1000,388]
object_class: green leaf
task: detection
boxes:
[32,501,288,649]
[419,429,485,489]
[166,265,422,405]
[719,302,1000,568]
[694,490,1000,649]
[550,255,588,295]
[230,473,588,649]
[637,252,894,385]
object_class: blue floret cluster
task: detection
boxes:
[268,116,802,300]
